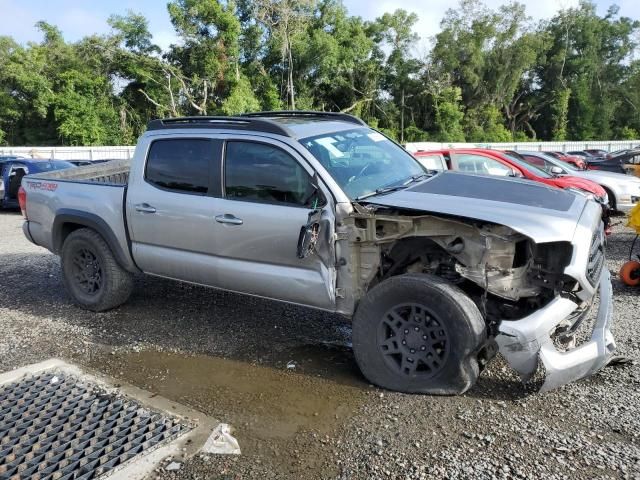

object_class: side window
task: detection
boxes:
[146,139,213,194]
[455,154,511,176]
[225,141,319,207]
[523,155,545,167]
[415,154,446,172]
[525,155,555,172]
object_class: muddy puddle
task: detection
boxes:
[87,346,368,473]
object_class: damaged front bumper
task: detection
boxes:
[495,268,615,392]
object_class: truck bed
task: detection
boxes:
[21,159,133,268]
[37,159,131,185]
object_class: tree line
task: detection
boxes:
[0,0,638,146]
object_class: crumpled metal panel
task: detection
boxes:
[0,371,187,480]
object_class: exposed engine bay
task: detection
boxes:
[343,205,576,325]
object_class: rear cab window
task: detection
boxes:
[145,138,220,195]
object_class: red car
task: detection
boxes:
[413,148,608,205]
[547,152,586,170]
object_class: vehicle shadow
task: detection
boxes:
[0,251,367,388]
[468,366,541,401]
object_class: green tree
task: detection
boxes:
[535,2,639,140]
[254,0,316,109]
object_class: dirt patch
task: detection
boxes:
[87,349,368,478]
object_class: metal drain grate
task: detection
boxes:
[0,370,189,480]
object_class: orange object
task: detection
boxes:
[619,260,640,286]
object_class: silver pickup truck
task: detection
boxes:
[19,112,615,394]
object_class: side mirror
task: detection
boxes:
[550,166,564,175]
[297,208,323,259]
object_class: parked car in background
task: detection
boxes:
[513,150,640,211]
[587,150,640,175]
[67,159,114,167]
[0,158,76,209]
[567,151,598,163]
[584,149,609,159]
[568,150,607,161]
[585,155,627,174]
[546,152,586,170]
[18,112,613,394]
[414,148,608,205]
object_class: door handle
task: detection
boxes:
[135,203,157,214]
[215,214,243,225]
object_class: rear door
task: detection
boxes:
[126,136,224,285]
[210,136,336,310]
[6,162,29,202]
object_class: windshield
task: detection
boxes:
[300,128,426,200]
[556,159,578,171]
[42,161,76,170]
[503,153,553,178]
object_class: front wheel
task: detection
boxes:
[352,274,487,394]
[61,228,133,311]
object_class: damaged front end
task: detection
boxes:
[343,200,615,392]
[495,212,615,392]
[496,268,614,391]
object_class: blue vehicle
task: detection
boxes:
[0,157,76,209]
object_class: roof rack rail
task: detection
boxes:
[241,110,367,126]
[146,116,293,137]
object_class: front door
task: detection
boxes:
[211,137,336,310]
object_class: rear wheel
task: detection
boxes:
[619,260,640,286]
[352,274,487,394]
[61,228,133,311]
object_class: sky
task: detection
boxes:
[0,0,637,53]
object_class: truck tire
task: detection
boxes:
[61,228,133,312]
[352,273,486,394]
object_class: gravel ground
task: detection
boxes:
[1,210,639,479]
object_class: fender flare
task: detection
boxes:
[52,209,139,273]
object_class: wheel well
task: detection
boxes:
[52,212,139,274]
[375,237,459,288]
[602,186,616,209]
[57,222,86,250]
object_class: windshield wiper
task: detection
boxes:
[407,173,431,183]
[356,185,408,201]
[355,173,432,201]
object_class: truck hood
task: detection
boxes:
[361,171,589,243]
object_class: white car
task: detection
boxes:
[516,150,640,211]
